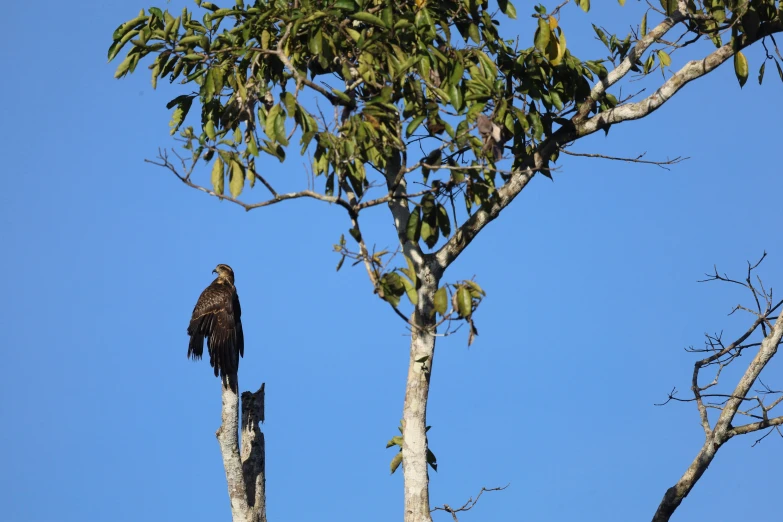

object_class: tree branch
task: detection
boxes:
[241,384,267,522]
[652,256,783,522]
[432,157,540,272]
[575,8,687,121]
[576,21,783,137]
[145,152,354,213]
[560,150,688,170]
[431,484,509,522]
[728,415,783,437]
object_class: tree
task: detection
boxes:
[108,1,782,521]
[654,254,783,522]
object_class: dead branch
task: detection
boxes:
[560,150,688,170]
[431,484,509,522]
[241,384,267,522]
[652,254,783,522]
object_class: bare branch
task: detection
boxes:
[652,254,783,522]
[560,150,688,170]
[241,384,267,522]
[431,484,510,521]
[145,151,354,213]
[728,415,783,438]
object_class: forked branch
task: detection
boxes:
[431,484,509,522]
[652,255,783,522]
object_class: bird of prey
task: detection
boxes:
[187,264,244,391]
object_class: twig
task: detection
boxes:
[431,484,509,521]
[560,149,688,170]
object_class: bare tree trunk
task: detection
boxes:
[218,381,253,522]
[216,377,268,522]
[402,265,439,522]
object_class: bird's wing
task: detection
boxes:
[233,291,244,358]
[187,282,242,379]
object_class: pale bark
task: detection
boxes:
[218,381,253,522]
[651,311,783,522]
[385,150,440,522]
[216,377,267,522]
[402,264,439,522]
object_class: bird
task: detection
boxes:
[476,113,504,161]
[187,264,244,392]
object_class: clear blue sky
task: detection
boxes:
[2,2,781,521]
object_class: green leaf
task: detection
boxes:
[380,273,404,307]
[402,278,418,305]
[406,208,422,243]
[421,220,438,249]
[113,54,134,79]
[659,0,676,15]
[436,204,450,237]
[534,18,550,52]
[211,157,224,195]
[246,132,259,156]
[246,159,256,188]
[657,50,671,68]
[406,115,426,137]
[434,287,448,316]
[386,435,403,448]
[350,12,387,28]
[229,160,244,197]
[283,92,297,114]
[449,61,464,86]
[577,0,590,12]
[468,23,480,44]
[734,51,748,88]
[710,1,725,23]
[274,110,288,146]
[592,24,609,48]
[390,452,403,474]
[758,61,766,85]
[464,280,486,297]
[457,286,472,318]
[111,15,147,41]
[205,120,216,140]
[640,12,647,37]
[265,105,281,142]
[331,89,353,104]
[309,29,323,55]
[334,0,356,9]
[498,0,517,19]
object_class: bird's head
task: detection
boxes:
[212,264,235,284]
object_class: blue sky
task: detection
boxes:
[2,1,781,521]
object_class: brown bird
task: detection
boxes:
[476,113,504,161]
[187,264,244,391]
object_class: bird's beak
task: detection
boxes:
[212,269,218,274]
